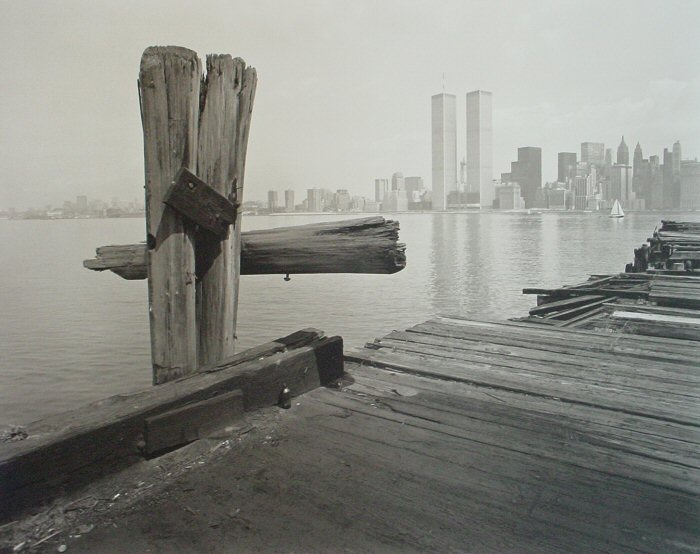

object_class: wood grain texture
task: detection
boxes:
[196,56,257,367]
[139,46,201,384]
[83,217,407,279]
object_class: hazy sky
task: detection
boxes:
[1,0,698,209]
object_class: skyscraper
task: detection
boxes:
[284,189,295,212]
[431,93,457,211]
[510,147,542,209]
[267,190,278,212]
[557,152,577,184]
[306,188,323,212]
[391,172,405,191]
[617,136,629,165]
[581,142,605,167]
[374,179,388,203]
[466,90,493,207]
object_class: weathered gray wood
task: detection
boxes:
[145,389,244,454]
[195,56,256,367]
[0,331,342,521]
[139,46,201,384]
[83,217,407,279]
[240,217,406,274]
[69,361,697,553]
[163,167,237,237]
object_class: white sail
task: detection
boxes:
[610,199,624,218]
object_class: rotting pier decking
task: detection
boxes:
[3,315,698,553]
[2,222,700,553]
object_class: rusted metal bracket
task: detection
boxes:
[164,167,237,238]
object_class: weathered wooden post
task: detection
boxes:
[196,56,256,367]
[138,46,256,384]
[85,46,404,385]
[139,47,201,384]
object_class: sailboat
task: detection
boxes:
[609,199,624,218]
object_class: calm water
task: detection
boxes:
[1,211,698,424]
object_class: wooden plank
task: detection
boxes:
[375,329,700,386]
[84,217,407,279]
[544,296,613,320]
[346,347,699,426]
[345,363,700,454]
[528,294,604,316]
[0,332,343,521]
[425,318,700,363]
[145,389,244,454]
[139,46,201,384]
[602,302,700,318]
[163,167,237,237]
[195,55,256,367]
[368,335,700,399]
[437,315,700,353]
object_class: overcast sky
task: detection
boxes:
[1,0,698,209]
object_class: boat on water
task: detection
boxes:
[609,199,624,218]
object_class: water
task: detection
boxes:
[1,211,697,424]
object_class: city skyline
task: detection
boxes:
[1,1,698,209]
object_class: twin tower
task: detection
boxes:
[432,90,493,210]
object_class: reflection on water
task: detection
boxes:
[1,211,698,423]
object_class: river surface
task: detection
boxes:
[1,211,698,424]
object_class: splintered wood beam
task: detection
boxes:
[195,55,256,367]
[83,216,407,279]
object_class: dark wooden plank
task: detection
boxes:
[145,389,244,454]
[0,334,343,521]
[544,296,613,320]
[163,167,237,238]
[528,294,604,316]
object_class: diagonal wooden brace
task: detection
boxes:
[164,167,237,238]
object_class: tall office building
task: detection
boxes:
[391,172,405,191]
[581,142,605,167]
[466,90,493,207]
[557,152,577,184]
[374,179,389,202]
[617,137,629,165]
[284,189,295,212]
[267,190,278,212]
[681,159,700,209]
[510,147,542,209]
[306,188,323,212]
[431,93,457,211]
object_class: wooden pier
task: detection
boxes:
[3,221,699,553]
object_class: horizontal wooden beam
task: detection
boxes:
[83,216,406,279]
[0,330,343,522]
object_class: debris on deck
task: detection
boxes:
[518,221,700,339]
